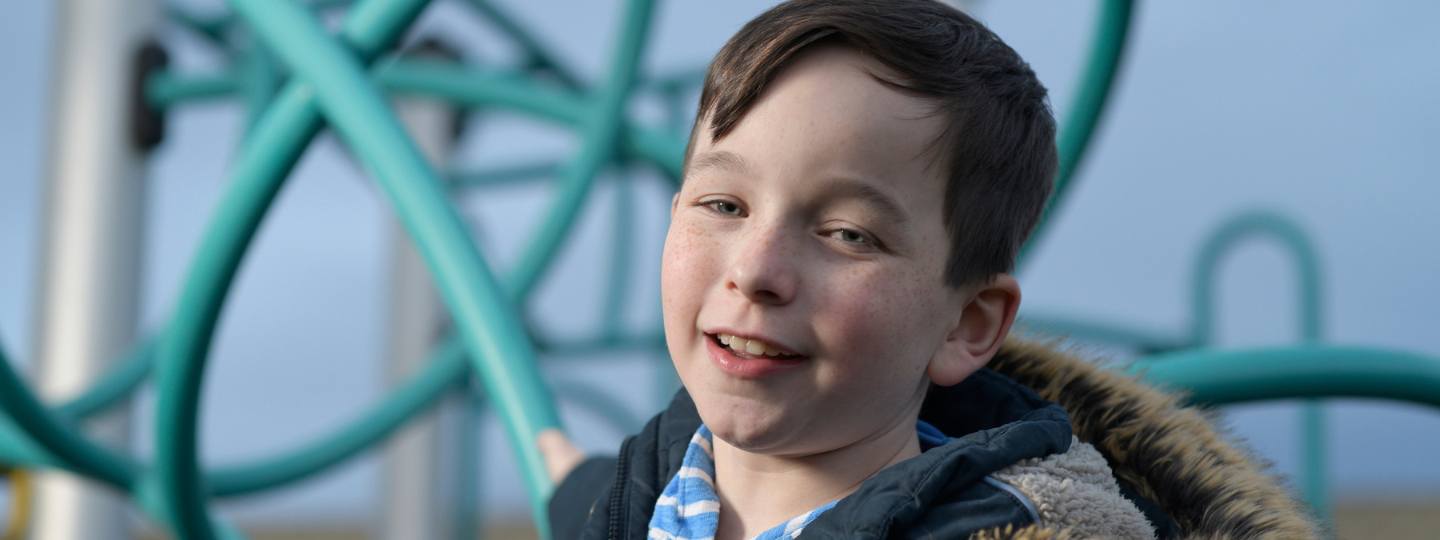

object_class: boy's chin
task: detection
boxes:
[708,422,796,455]
[697,398,807,454]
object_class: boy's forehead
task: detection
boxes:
[691,45,948,203]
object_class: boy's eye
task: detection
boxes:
[701,199,745,217]
[827,228,872,246]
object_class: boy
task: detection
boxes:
[540,1,1316,538]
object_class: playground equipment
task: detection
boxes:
[3,1,1439,539]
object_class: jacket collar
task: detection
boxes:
[990,340,1319,538]
[803,369,1073,536]
[639,368,1073,537]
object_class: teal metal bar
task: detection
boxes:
[382,63,584,125]
[306,0,357,10]
[461,0,583,90]
[645,66,705,137]
[7,326,505,503]
[534,331,666,358]
[3,323,500,503]
[0,413,65,470]
[602,173,636,340]
[147,71,241,109]
[455,380,484,540]
[206,338,467,496]
[376,60,686,180]
[450,160,562,190]
[552,379,644,434]
[133,476,251,540]
[241,33,284,134]
[152,0,434,537]
[1191,212,1322,345]
[501,0,657,305]
[54,335,156,421]
[1190,210,1329,523]
[1133,346,1440,410]
[1301,403,1327,525]
[228,2,562,537]
[1020,0,1134,264]
[659,83,693,137]
[0,339,137,489]
[165,5,229,46]
[644,67,706,96]
[0,337,154,471]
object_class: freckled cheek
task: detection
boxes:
[817,270,934,383]
[820,272,908,355]
[660,223,724,325]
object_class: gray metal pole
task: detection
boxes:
[29,1,160,539]
[378,61,468,540]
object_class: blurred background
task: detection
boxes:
[2,0,1438,538]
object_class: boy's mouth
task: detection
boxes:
[706,332,802,359]
[704,332,806,379]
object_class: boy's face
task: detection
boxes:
[661,45,977,456]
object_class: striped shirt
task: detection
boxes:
[646,425,840,540]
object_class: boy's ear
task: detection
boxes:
[927,274,1021,387]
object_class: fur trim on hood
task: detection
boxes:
[993,436,1158,539]
[979,339,1320,539]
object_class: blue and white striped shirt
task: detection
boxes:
[646,425,840,540]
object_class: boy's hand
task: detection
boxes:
[536,429,585,484]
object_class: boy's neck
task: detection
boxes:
[709,416,922,540]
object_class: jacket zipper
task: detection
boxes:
[607,437,633,540]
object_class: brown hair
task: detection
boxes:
[687,0,1058,287]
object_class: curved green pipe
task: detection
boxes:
[1191,211,1322,344]
[502,0,656,304]
[147,72,241,109]
[0,334,153,471]
[551,379,644,435]
[240,32,284,135]
[1133,346,1440,410]
[534,331,667,358]
[461,0,583,91]
[376,60,686,182]
[0,335,472,500]
[646,67,706,96]
[55,336,157,421]
[165,5,229,47]
[1020,0,1134,264]
[450,160,563,190]
[0,414,65,470]
[207,338,467,496]
[1189,210,1328,521]
[228,0,564,535]
[0,340,137,489]
[152,0,434,537]
[133,476,251,540]
[602,174,636,340]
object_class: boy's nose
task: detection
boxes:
[725,228,798,306]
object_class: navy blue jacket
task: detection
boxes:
[548,368,1079,539]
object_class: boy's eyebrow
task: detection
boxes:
[824,177,911,226]
[690,150,910,225]
[688,150,753,176]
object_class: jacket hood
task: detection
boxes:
[802,368,1075,537]
[987,339,1320,539]
[549,339,1319,539]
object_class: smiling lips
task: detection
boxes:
[705,332,806,379]
[715,332,799,357]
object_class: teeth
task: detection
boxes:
[716,333,792,357]
[745,340,765,355]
